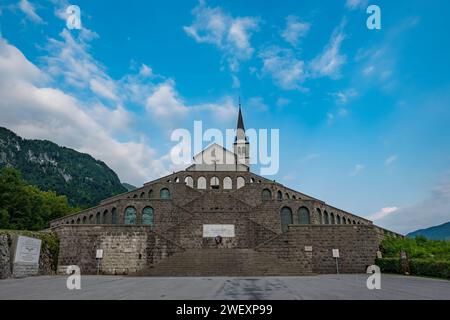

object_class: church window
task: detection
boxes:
[324,211,330,224]
[210,177,220,189]
[111,208,117,224]
[124,207,137,224]
[277,190,283,200]
[185,176,194,188]
[142,207,154,226]
[160,188,171,199]
[223,177,232,190]
[198,177,207,189]
[298,207,310,224]
[280,207,293,233]
[237,177,245,189]
[262,189,272,200]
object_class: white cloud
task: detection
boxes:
[281,15,310,47]
[18,0,45,24]
[247,96,268,111]
[368,207,399,221]
[385,154,398,166]
[183,1,260,72]
[373,173,450,234]
[139,64,153,77]
[146,81,189,118]
[259,46,306,90]
[231,74,240,88]
[89,78,119,102]
[310,23,347,79]
[345,0,368,10]
[350,164,365,176]
[332,88,358,104]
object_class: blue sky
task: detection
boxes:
[0,0,449,233]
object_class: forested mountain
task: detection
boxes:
[0,127,127,207]
[407,222,450,241]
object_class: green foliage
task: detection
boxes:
[378,236,450,279]
[410,259,450,280]
[380,236,450,260]
[375,258,401,274]
[0,167,76,230]
[0,229,59,271]
[0,127,126,207]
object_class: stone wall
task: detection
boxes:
[54,225,183,275]
[256,225,380,274]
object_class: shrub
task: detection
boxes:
[410,259,450,280]
[376,258,402,274]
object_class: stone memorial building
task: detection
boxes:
[50,106,399,276]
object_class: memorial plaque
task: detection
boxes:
[203,225,235,238]
[304,246,313,252]
[14,236,42,264]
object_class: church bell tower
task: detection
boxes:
[233,101,250,167]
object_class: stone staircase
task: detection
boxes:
[137,248,310,276]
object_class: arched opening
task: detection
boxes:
[280,207,293,233]
[210,177,220,189]
[330,213,335,225]
[148,189,154,198]
[82,216,87,224]
[316,208,322,224]
[237,177,245,189]
[342,217,347,224]
[142,207,154,226]
[298,207,310,224]
[285,193,290,199]
[111,208,117,225]
[175,177,180,183]
[160,188,171,200]
[140,192,145,198]
[133,194,138,199]
[336,215,341,225]
[250,178,255,184]
[103,210,108,224]
[198,176,207,189]
[324,211,330,225]
[262,189,272,201]
[185,176,194,188]
[223,177,232,190]
[124,206,137,225]
[277,190,283,200]
[76,218,81,224]
[96,212,101,224]
[89,214,94,224]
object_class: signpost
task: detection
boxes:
[332,249,340,274]
[96,249,103,275]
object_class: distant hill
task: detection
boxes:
[122,183,137,191]
[407,221,450,241]
[0,127,127,207]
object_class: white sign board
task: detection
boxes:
[14,236,42,264]
[203,225,235,238]
[332,249,340,258]
[304,246,313,252]
[96,249,103,259]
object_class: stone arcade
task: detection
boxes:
[50,105,399,276]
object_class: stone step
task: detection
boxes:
[136,248,311,276]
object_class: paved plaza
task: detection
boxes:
[0,274,449,300]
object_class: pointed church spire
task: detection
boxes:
[237,102,245,131]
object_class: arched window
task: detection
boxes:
[89,215,94,224]
[148,189,154,198]
[285,193,290,199]
[280,207,293,233]
[82,216,87,224]
[160,188,171,199]
[103,210,108,224]
[76,218,81,224]
[298,207,310,224]
[140,192,145,198]
[342,217,347,224]
[250,178,255,184]
[324,211,330,224]
[133,194,138,199]
[124,207,137,225]
[71,220,75,224]
[210,177,220,189]
[262,189,272,201]
[142,207,154,226]
[96,212,101,224]
[237,177,245,189]
[198,176,207,189]
[330,213,335,225]
[223,177,232,190]
[185,176,194,188]
[175,177,180,183]
[111,208,117,225]
[353,220,357,225]
[336,215,341,225]
[277,190,283,200]
[317,208,322,224]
